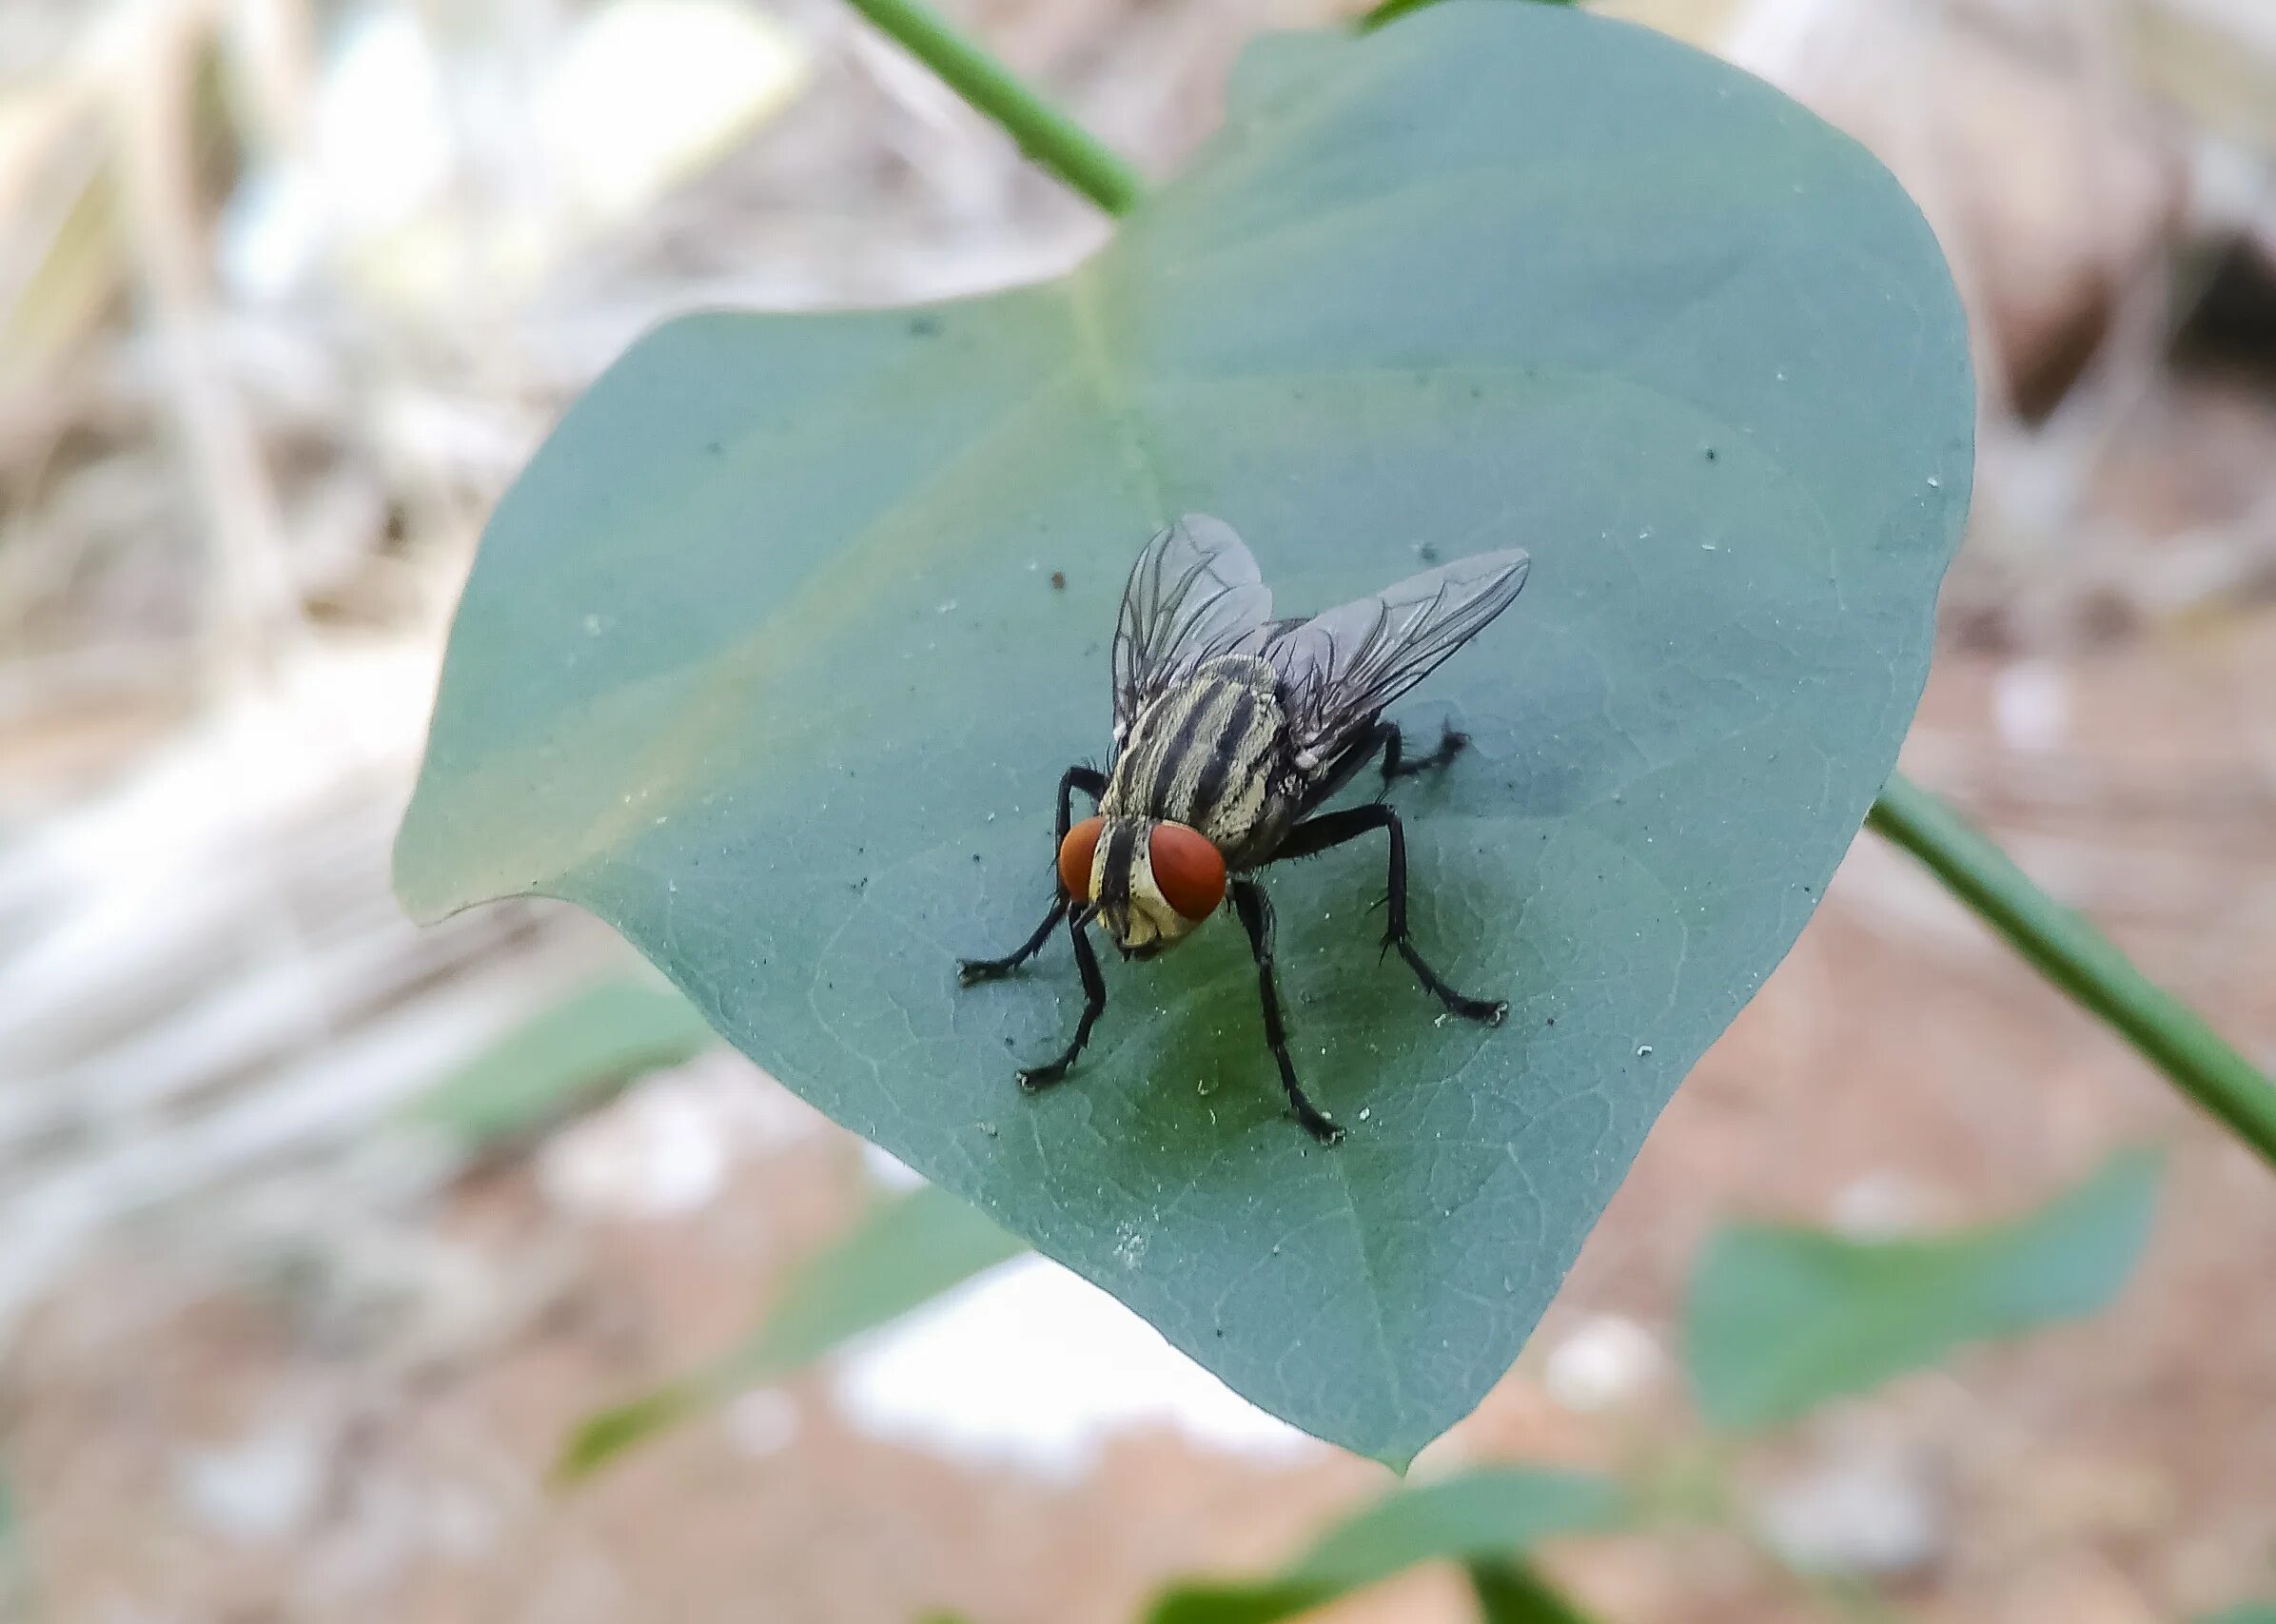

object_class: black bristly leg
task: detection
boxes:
[1376,719,1468,783]
[1273,802,1508,1027]
[1053,763,1108,841]
[957,896,1066,985]
[957,764,1107,985]
[1231,881,1343,1144]
[1017,906,1108,1089]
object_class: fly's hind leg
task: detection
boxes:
[1231,880,1343,1145]
[1275,803,1508,1027]
[1376,719,1468,783]
[956,763,1105,985]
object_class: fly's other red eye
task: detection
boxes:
[1059,816,1106,900]
[1148,822,1226,921]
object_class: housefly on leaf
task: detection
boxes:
[958,515,1530,1144]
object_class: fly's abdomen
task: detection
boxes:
[1103,657,1286,852]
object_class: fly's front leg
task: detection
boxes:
[957,763,1106,985]
[1017,906,1108,1089]
[1274,803,1507,1027]
[1231,880,1343,1145]
[957,897,1066,985]
[1376,719,1468,784]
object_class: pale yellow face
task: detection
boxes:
[1058,815,1226,958]
[1094,824,1203,954]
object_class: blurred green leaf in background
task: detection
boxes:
[1147,1465,1624,1624]
[559,1182,1024,1478]
[1683,1148,2163,1430]
[404,976,716,1152]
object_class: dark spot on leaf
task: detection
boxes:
[1704,446,1718,461]
[909,314,941,338]
[1050,570,1067,590]
[704,440,722,456]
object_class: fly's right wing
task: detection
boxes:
[1250,548,1530,770]
[1110,515,1274,743]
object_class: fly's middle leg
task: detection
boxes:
[1376,720,1467,784]
[956,763,1106,985]
[1275,802,1508,1027]
[1231,880,1343,1145]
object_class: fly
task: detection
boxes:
[957,514,1531,1145]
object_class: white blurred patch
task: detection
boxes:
[1992,660,2070,753]
[176,1418,327,1544]
[859,1144,927,1192]
[540,0,810,225]
[222,0,808,306]
[722,1387,800,1458]
[1833,1170,1939,1239]
[1541,1313,1665,1414]
[539,1060,825,1221]
[833,1254,1320,1478]
[1756,1435,1946,1577]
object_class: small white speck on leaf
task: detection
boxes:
[936,599,957,614]
[1636,1044,1654,1057]
[1925,475,1942,488]
[1112,1223,1147,1268]
[1358,1107,1372,1123]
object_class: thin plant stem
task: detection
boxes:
[1869,775,2276,1165]
[834,0,2276,1174]
[841,0,1144,216]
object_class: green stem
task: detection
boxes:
[837,0,2276,1174]
[841,0,1144,216]
[1871,773,2276,1165]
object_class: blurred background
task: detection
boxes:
[1,0,2274,1619]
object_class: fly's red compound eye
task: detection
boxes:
[1058,815,1106,901]
[1148,822,1226,921]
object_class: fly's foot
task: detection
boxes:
[957,956,1019,986]
[1296,1102,1346,1145]
[1016,1058,1074,1091]
[1383,724,1469,782]
[1452,993,1510,1027]
[1388,934,1507,1026]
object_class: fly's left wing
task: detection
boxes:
[1111,515,1274,743]
[1248,548,1530,770]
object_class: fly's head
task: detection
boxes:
[1059,815,1226,957]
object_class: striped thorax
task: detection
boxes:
[1064,655,1290,955]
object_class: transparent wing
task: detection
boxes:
[1249,549,1530,764]
[1110,515,1274,738]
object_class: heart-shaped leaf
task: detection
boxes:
[396,1,1973,1462]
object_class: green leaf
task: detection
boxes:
[1148,1467,1623,1624]
[405,976,716,1149]
[2197,1607,2276,1624]
[1468,1559,1599,1624]
[398,2,1972,1461]
[557,1183,1023,1478]
[1683,1149,2162,1431]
